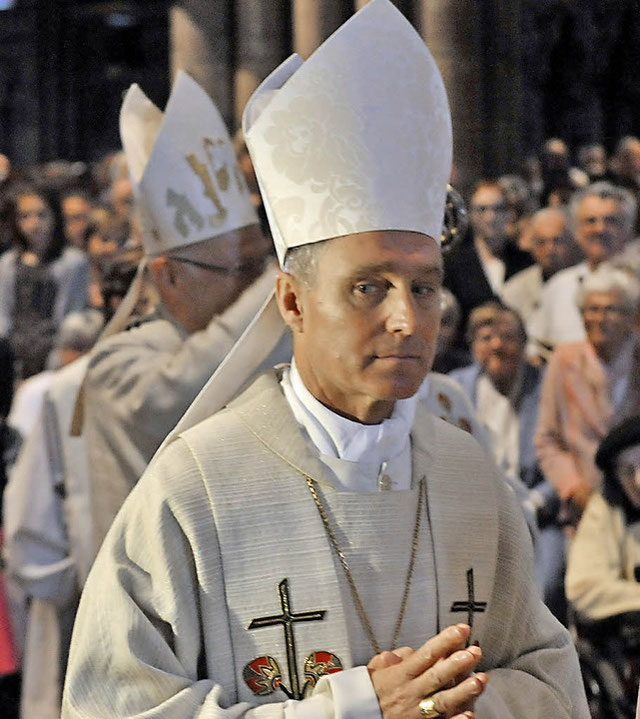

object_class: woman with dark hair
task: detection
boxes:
[566,415,640,621]
[0,184,89,378]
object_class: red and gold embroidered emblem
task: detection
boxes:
[245,579,343,699]
[303,651,343,687]
[242,655,282,696]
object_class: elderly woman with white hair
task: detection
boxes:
[535,265,640,520]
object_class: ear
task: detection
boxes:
[276,271,306,333]
[148,256,174,287]
[148,256,179,306]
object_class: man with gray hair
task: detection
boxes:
[82,72,276,552]
[529,181,636,355]
[502,206,578,335]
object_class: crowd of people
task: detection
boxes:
[0,1,638,717]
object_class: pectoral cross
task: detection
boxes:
[450,568,487,630]
[247,578,326,700]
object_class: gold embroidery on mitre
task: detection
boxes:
[186,152,228,228]
[166,189,204,237]
[203,137,231,191]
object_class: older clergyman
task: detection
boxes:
[82,71,276,552]
[62,2,588,719]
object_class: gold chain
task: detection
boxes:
[304,475,425,655]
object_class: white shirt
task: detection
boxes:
[476,374,520,480]
[281,360,417,492]
[280,359,420,719]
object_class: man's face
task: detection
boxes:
[169,223,268,333]
[283,231,443,423]
[582,289,633,361]
[530,214,573,275]
[62,195,92,249]
[17,193,53,253]
[472,314,524,388]
[469,186,510,253]
[575,196,627,268]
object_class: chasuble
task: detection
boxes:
[63,370,588,719]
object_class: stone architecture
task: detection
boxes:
[1,0,639,192]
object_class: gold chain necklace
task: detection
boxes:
[304,475,425,654]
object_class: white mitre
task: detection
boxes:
[120,70,258,256]
[163,0,453,442]
[243,0,451,264]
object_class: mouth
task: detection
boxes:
[374,354,423,364]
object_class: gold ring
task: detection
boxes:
[418,697,442,718]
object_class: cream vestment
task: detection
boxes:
[63,370,588,719]
[85,267,281,550]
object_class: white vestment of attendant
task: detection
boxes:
[3,356,93,719]
[527,261,591,350]
[63,368,588,719]
[85,265,282,552]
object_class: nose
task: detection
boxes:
[488,333,503,351]
[385,287,417,336]
[591,217,606,235]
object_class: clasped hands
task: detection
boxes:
[367,623,488,719]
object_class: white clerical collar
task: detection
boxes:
[283,358,418,463]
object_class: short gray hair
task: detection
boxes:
[569,181,637,234]
[576,265,640,313]
[283,240,331,286]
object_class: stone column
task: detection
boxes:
[416,0,484,195]
[292,0,345,59]
[481,0,523,176]
[170,0,233,126]
[233,0,290,128]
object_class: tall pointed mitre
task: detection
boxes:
[243,0,452,264]
[161,0,453,443]
[120,70,258,256]
[71,72,261,436]
[98,71,260,339]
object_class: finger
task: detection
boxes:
[414,646,482,698]
[392,646,415,660]
[404,624,470,678]
[368,650,403,671]
[423,672,487,717]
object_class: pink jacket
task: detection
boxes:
[535,340,640,500]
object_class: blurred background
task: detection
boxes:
[0,0,639,194]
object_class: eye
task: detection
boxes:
[412,282,440,302]
[354,281,386,296]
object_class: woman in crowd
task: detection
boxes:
[566,415,640,621]
[0,184,89,378]
[535,266,640,521]
[565,417,640,714]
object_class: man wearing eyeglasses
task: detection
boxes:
[443,180,533,346]
[83,72,280,553]
[528,182,636,357]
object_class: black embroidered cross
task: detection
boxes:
[450,568,487,630]
[247,578,326,700]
